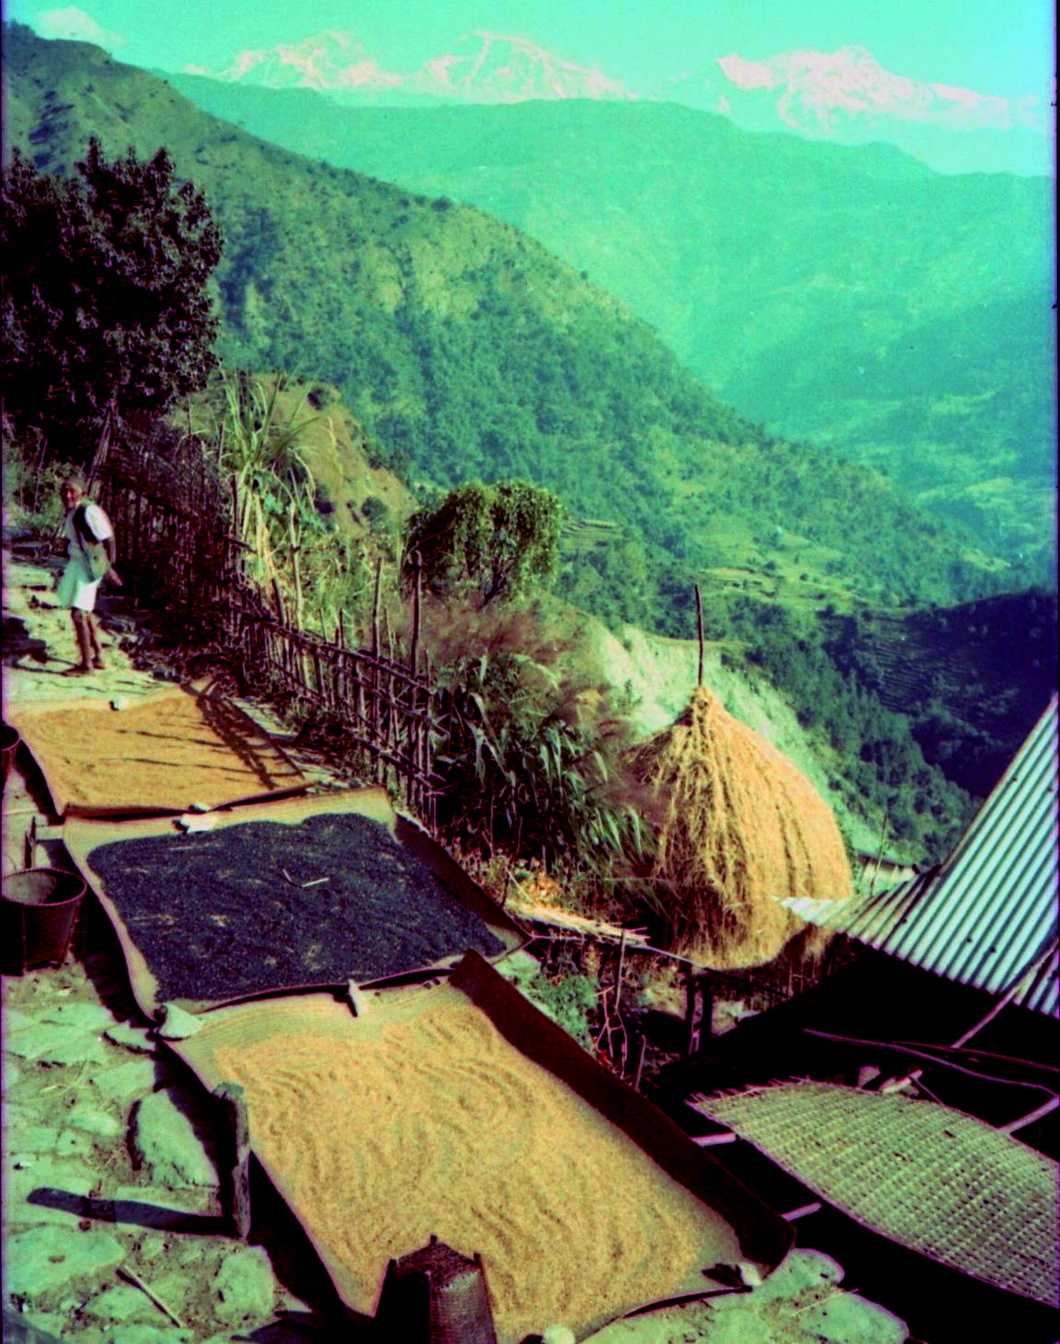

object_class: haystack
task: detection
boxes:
[628,686,852,968]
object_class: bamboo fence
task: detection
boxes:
[96,435,438,826]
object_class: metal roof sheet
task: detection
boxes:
[783,696,1059,1016]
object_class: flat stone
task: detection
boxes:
[40,1001,116,1031]
[4,1225,125,1297]
[2,1310,69,1344]
[65,1105,123,1139]
[10,1124,63,1154]
[801,1292,908,1344]
[105,1023,159,1054]
[93,1057,160,1105]
[211,1245,277,1325]
[3,1009,35,1036]
[3,1057,23,1092]
[5,1023,110,1066]
[107,1330,193,1344]
[4,1167,95,1228]
[129,1088,219,1189]
[698,1305,774,1344]
[81,1284,163,1324]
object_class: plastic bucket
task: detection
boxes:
[1,868,86,975]
[1,723,20,794]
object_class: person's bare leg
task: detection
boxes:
[63,610,93,674]
[86,613,105,669]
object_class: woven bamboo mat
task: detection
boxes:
[695,1082,1059,1305]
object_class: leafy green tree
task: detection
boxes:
[402,480,563,607]
[1,138,222,460]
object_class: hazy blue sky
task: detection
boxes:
[5,0,1055,99]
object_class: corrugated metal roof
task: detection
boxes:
[783,696,1059,1016]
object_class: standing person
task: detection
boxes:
[56,475,121,675]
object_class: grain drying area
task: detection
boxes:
[5,684,306,816]
[171,972,767,1343]
[65,795,513,1009]
[2,557,925,1343]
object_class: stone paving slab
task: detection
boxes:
[5,1225,126,1297]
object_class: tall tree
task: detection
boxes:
[403,480,563,608]
[1,138,222,460]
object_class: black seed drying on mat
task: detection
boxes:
[87,813,504,1002]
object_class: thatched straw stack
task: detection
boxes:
[629,686,852,968]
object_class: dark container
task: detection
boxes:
[374,1237,498,1344]
[1,868,86,975]
[1,723,20,794]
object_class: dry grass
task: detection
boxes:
[629,686,852,968]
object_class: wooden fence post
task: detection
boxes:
[214,1082,251,1240]
[685,974,712,1057]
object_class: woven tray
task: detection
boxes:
[695,1082,1058,1306]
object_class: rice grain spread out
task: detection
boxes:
[213,993,739,1342]
[11,691,302,812]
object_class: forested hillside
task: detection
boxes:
[2,23,1009,634]
[160,77,1057,582]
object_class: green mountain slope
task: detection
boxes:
[158,77,1057,580]
[2,25,1004,625]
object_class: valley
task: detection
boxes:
[158,77,1056,581]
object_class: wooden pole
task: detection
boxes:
[410,550,422,677]
[694,584,705,688]
[614,929,627,1011]
[632,1034,647,1091]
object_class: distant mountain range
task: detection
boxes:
[186,29,638,107]
[157,74,1058,581]
[181,28,1053,176]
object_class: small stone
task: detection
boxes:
[154,1004,202,1040]
[129,1088,219,1189]
[4,1224,125,1296]
[211,1245,277,1324]
[541,1327,576,1344]
[105,1023,159,1054]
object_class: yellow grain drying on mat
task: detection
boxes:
[629,686,852,968]
[211,993,742,1343]
[6,690,302,813]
